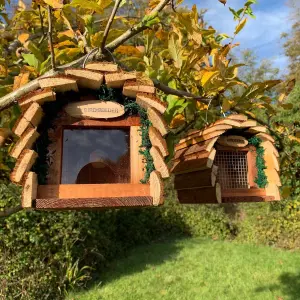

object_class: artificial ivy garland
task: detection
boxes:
[248,136,268,188]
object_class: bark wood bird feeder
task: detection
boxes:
[7,63,170,210]
[172,114,281,204]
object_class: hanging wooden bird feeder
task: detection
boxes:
[172,114,281,204]
[6,63,170,210]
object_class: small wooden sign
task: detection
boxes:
[217,135,248,148]
[65,100,125,119]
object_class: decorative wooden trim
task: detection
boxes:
[222,196,275,203]
[65,68,104,90]
[105,72,137,88]
[150,170,164,206]
[147,107,169,137]
[174,166,217,190]
[174,137,218,160]
[264,169,281,186]
[174,148,215,163]
[217,135,248,148]
[240,120,257,128]
[18,88,56,111]
[246,126,267,134]
[148,126,169,157]
[175,131,225,151]
[261,140,279,158]
[10,127,39,159]
[247,149,257,188]
[221,188,269,198]
[171,150,215,175]
[37,183,150,199]
[136,93,167,114]
[22,172,38,208]
[264,152,279,171]
[150,146,170,178]
[35,196,153,210]
[12,116,31,137]
[213,119,242,128]
[227,114,248,122]
[85,62,118,73]
[184,124,232,140]
[123,80,155,98]
[130,126,145,184]
[177,183,221,204]
[10,149,38,183]
[39,75,78,92]
[265,183,281,200]
[256,133,275,143]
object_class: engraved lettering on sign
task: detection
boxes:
[65,100,125,119]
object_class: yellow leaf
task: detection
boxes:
[44,0,63,9]
[245,111,256,119]
[235,18,247,35]
[18,33,29,44]
[115,45,143,57]
[200,71,219,87]
[58,30,75,39]
[90,32,104,48]
[288,135,300,143]
[278,93,286,102]
[170,114,185,128]
[13,72,30,91]
[196,101,208,110]
[54,40,77,48]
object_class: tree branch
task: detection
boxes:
[101,0,122,51]
[38,5,45,36]
[0,206,22,218]
[47,5,56,70]
[105,0,170,52]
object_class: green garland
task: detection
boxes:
[124,100,155,183]
[248,136,268,188]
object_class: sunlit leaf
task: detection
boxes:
[44,0,64,9]
[234,18,247,35]
[170,114,185,128]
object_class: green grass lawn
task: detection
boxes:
[68,238,300,300]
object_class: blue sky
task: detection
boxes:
[187,0,291,75]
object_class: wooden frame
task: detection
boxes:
[36,114,150,207]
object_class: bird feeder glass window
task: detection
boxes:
[61,128,130,184]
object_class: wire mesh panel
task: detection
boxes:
[214,150,249,189]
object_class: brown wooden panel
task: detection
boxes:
[69,116,141,127]
[174,167,217,190]
[247,149,257,188]
[177,184,221,204]
[222,196,275,203]
[130,126,145,183]
[221,188,268,197]
[35,196,153,210]
[37,184,150,199]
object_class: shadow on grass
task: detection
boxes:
[256,272,300,300]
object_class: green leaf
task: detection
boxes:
[27,42,44,62]
[21,54,40,72]
[168,32,182,69]
[245,0,257,7]
[142,12,160,27]
[234,18,247,34]
[229,7,239,20]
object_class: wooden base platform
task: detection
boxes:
[34,184,153,210]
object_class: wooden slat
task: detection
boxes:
[265,183,281,200]
[10,127,39,159]
[136,93,167,114]
[177,183,221,204]
[217,135,248,148]
[175,131,225,151]
[264,169,281,186]
[247,149,257,188]
[180,125,232,143]
[174,166,217,190]
[256,133,275,143]
[150,170,164,206]
[37,184,151,199]
[227,114,248,122]
[148,126,169,157]
[39,75,78,92]
[246,126,268,134]
[171,150,215,175]
[240,120,257,128]
[22,172,38,208]
[35,196,153,210]
[174,137,218,160]
[212,119,242,128]
[221,188,268,197]
[222,196,275,203]
[123,81,155,98]
[65,68,104,90]
[85,62,118,72]
[173,148,215,164]
[147,107,169,137]
[264,152,279,171]
[150,146,170,178]
[130,126,145,184]
[105,72,137,88]
[261,140,279,158]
